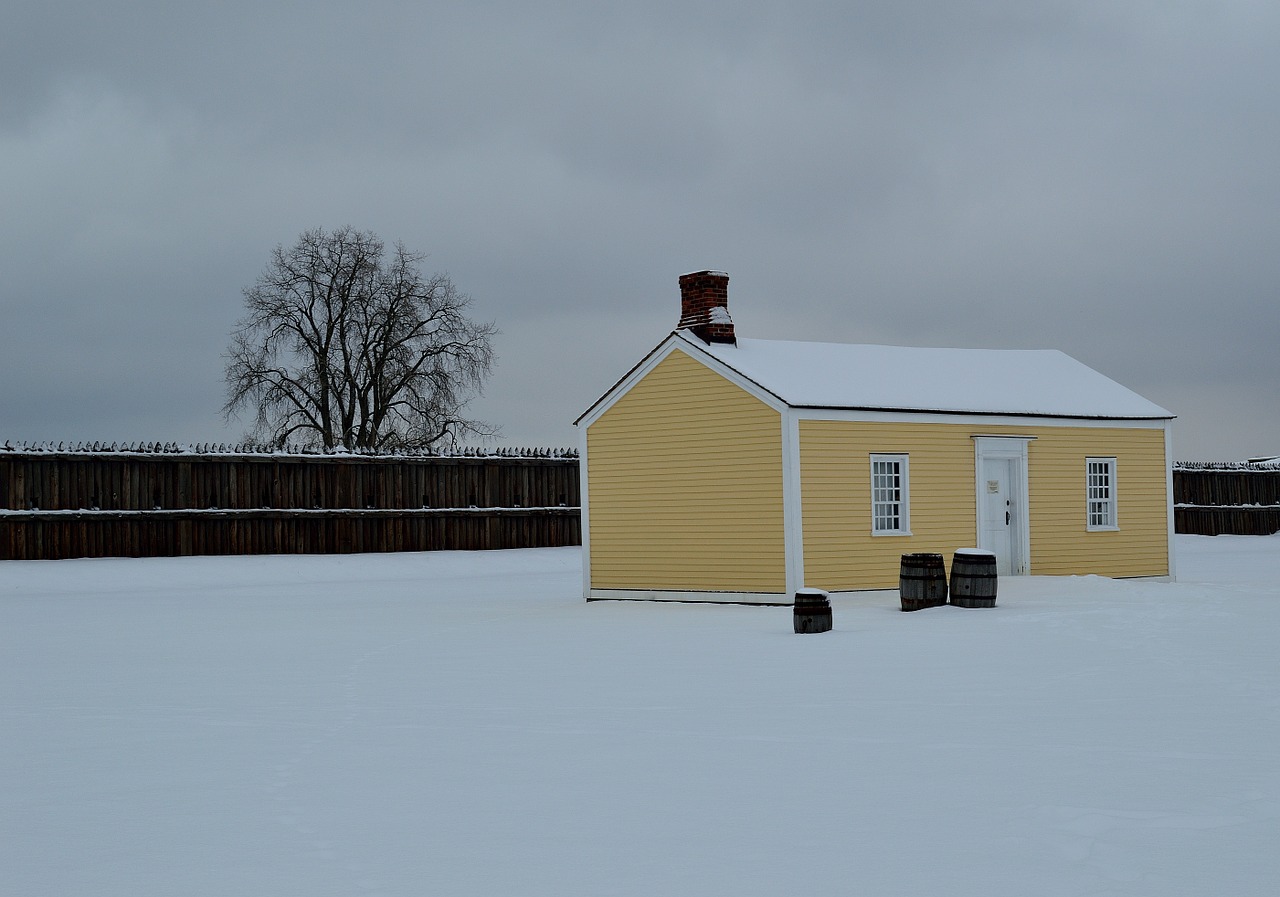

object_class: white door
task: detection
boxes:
[980,457,1017,576]
[974,436,1031,575]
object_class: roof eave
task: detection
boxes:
[789,403,1175,421]
[574,330,790,428]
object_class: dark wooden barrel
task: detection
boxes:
[950,549,997,608]
[793,588,832,633]
[899,553,947,611]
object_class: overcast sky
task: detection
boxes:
[3,1,1277,460]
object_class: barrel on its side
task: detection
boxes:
[794,588,832,633]
[950,549,997,608]
[899,553,947,612]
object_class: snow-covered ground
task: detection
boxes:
[3,535,1278,897]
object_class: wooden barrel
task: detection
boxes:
[899,553,947,612]
[950,549,997,608]
[793,588,832,633]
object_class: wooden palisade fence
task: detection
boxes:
[4,445,1275,559]
[1,443,580,560]
[1173,460,1280,536]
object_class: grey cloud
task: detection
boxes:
[2,1,1278,457]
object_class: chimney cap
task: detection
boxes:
[679,269,729,279]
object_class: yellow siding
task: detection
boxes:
[800,421,1169,590]
[800,421,976,590]
[1022,426,1169,578]
[587,349,786,593]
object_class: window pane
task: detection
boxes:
[1086,458,1115,529]
[871,456,907,534]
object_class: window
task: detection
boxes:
[871,454,910,535]
[1086,457,1118,530]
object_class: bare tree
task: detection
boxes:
[223,227,497,451]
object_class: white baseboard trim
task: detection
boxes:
[586,588,789,605]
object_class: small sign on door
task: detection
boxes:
[987,480,1000,493]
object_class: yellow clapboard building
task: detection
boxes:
[576,271,1175,602]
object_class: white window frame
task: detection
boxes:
[1086,457,1119,531]
[870,454,911,536]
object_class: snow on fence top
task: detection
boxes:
[0,440,577,460]
[4,441,1272,468]
[1174,458,1280,471]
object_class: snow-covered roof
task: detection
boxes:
[681,332,1173,420]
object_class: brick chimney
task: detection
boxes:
[677,270,736,345]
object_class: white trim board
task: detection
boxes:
[587,589,791,605]
[577,422,592,601]
[781,409,805,596]
[792,407,1171,430]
